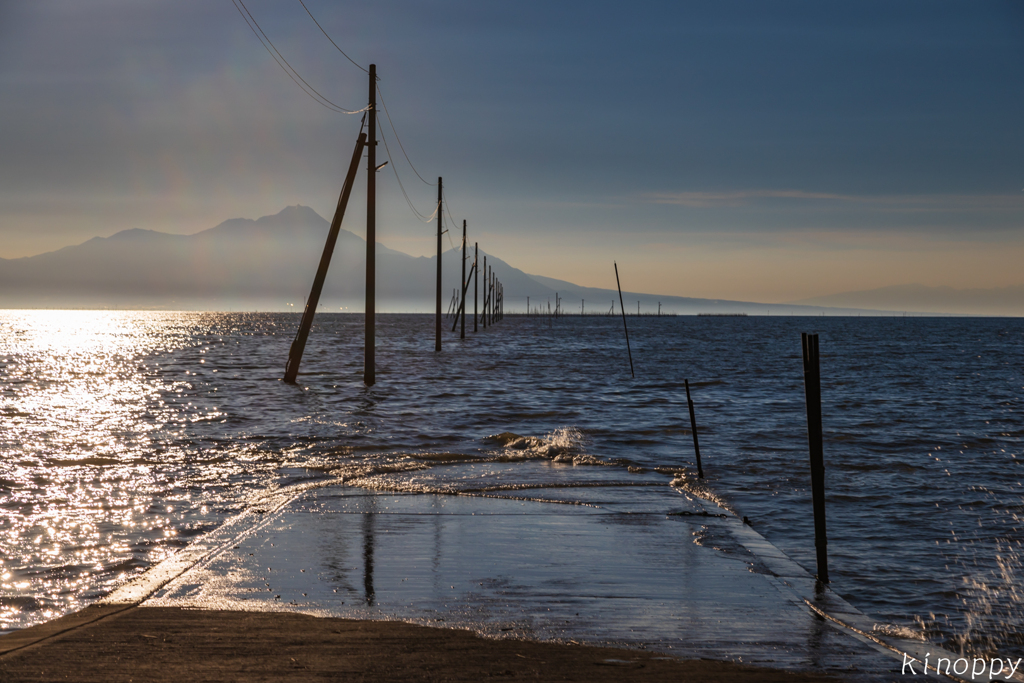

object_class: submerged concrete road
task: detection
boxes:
[1,466,994,682]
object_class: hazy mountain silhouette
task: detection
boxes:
[0,205,948,315]
[790,283,1024,316]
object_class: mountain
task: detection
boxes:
[0,206,965,315]
[790,283,1024,316]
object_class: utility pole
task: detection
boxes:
[435,177,442,352]
[460,220,466,339]
[284,131,366,384]
[474,243,479,332]
[364,64,377,386]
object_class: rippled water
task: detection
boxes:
[0,311,1021,657]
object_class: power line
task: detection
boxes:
[442,209,457,252]
[441,193,461,252]
[443,194,460,236]
[232,0,366,114]
[377,119,439,224]
[296,0,368,74]
[377,84,436,186]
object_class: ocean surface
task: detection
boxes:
[0,310,1021,658]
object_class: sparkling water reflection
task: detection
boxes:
[0,311,1021,658]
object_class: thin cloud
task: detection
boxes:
[645,190,1024,210]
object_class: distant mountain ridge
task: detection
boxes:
[0,206,991,315]
[790,283,1024,316]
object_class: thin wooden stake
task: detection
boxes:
[684,379,703,478]
[614,262,634,378]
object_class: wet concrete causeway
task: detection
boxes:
[135,477,916,681]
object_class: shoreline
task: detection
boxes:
[0,605,838,682]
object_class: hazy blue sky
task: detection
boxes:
[1,0,1022,302]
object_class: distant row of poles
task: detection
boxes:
[435,179,504,351]
[522,297,666,317]
[284,65,506,387]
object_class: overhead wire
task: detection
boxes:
[232,0,366,114]
[376,84,437,186]
[235,0,452,242]
[377,119,440,225]
[442,194,460,233]
[442,211,457,252]
[296,0,368,74]
[441,193,461,252]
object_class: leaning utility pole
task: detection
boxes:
[460,220,467,339]
[364,64,377,386]
[435,177,442,352]
[284,130,367,384]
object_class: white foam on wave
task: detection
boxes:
[486,427,616,467]
[871,623,928,641]
[669,472,735,514]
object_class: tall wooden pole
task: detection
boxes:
[284,131,366,384]
[460,220,466,339]
[482,257,488,329]
[434,177,442,352]
[474,243,478,332]
[364,64,377,386]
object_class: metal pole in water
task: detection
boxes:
[614,262,634,378]
[801,332,829,583]
[684,379,703,478]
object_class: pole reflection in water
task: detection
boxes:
[362,496,375,607]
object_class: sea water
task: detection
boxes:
[0,311,1020,657]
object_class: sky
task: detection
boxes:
[1,0,1022,303]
